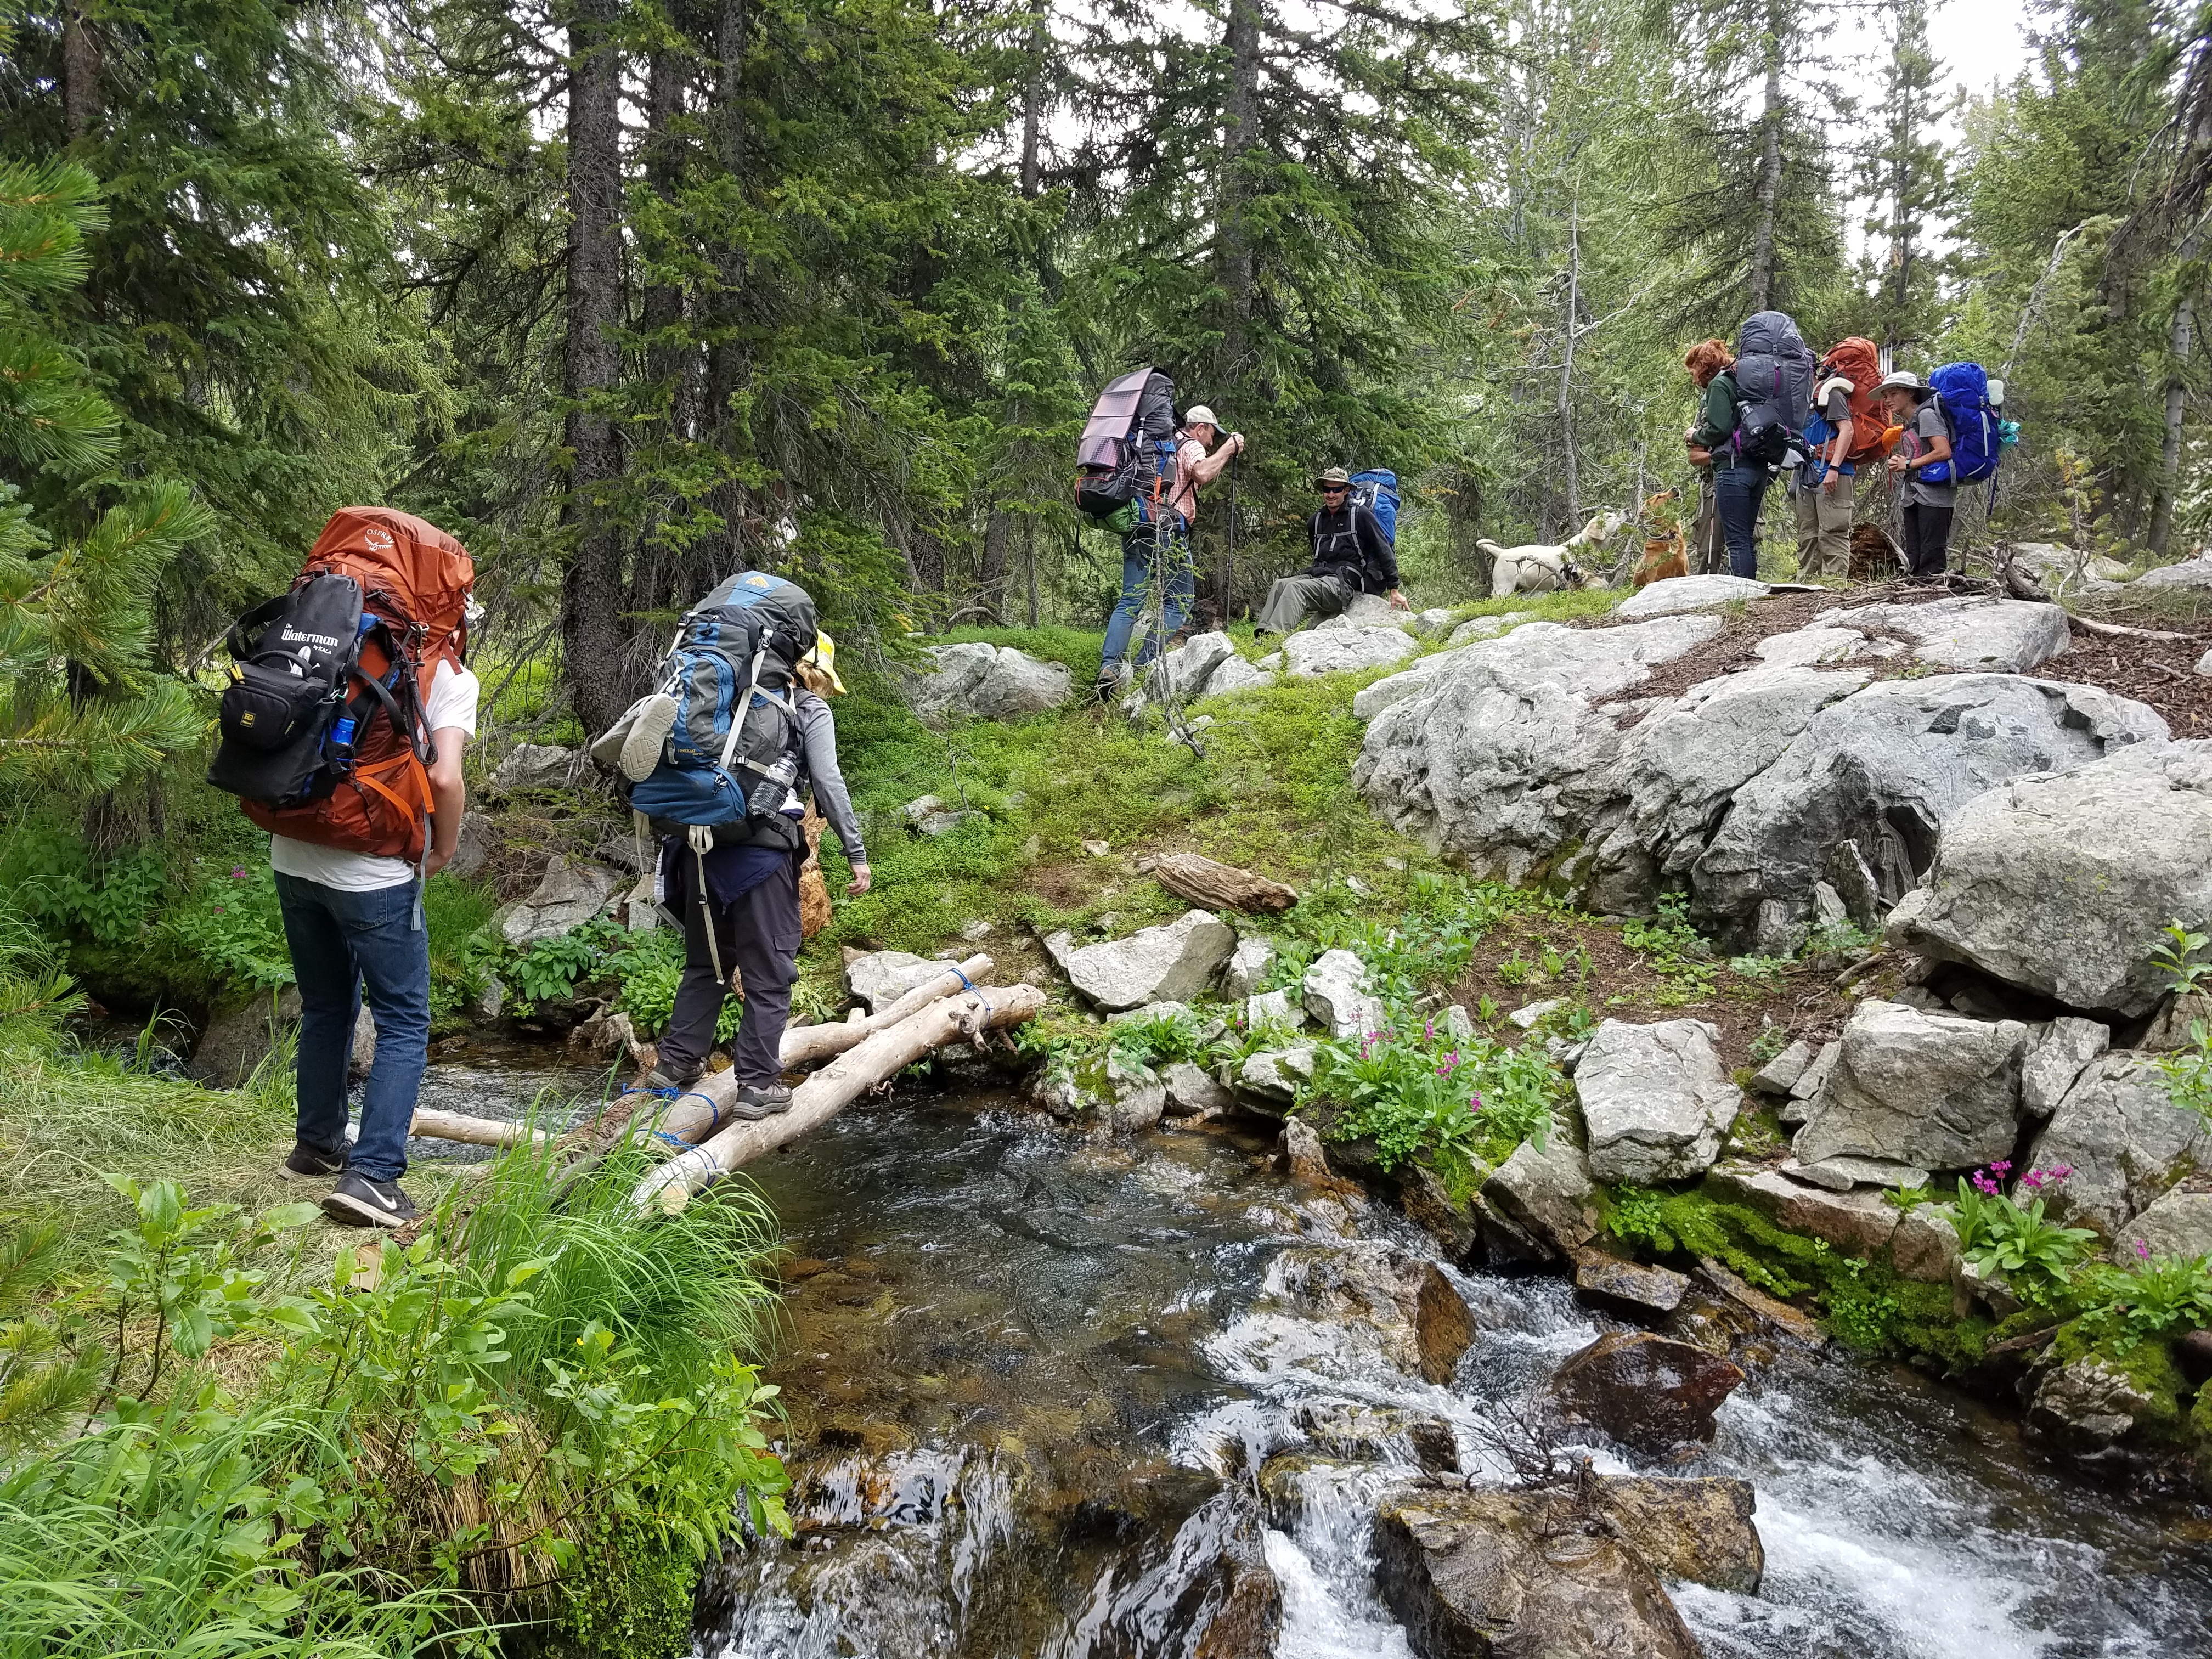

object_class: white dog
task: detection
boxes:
[1480,510,1626,599]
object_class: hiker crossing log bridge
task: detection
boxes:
[400,951,1045,1210]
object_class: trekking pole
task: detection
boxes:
[1223,445,1239,624]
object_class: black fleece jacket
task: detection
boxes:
[1305,504,1398,594]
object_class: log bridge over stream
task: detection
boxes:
[404,954,1045,1216]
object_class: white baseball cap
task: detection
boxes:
[1183,405,1219,428]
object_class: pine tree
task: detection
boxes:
[1859,0,1955,354]
[0,161,210,797]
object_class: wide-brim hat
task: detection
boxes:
[1183,405,1219,428]
[799,631,847,695]
[1313,466,1353,490]
[1873,370,1935,398]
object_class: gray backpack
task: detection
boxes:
[1732,311,1815,467]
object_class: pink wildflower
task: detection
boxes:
[2135,1239,2153,1262]
[229,866,248,879]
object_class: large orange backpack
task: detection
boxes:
[215,508,475,863]
[1819,337,1893,466]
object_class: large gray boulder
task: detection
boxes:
[2117,1190,2212,1261]
[2126,553,2212,590]
[2025,1053,2212,1234]
[491,743,579,794]
[1064,909,1237,1010]
[1444,611,1534,647]
[187,987,303,1087]
[1483,1113,1601,1255]
[1589,665,1868,914]
[1356,616,1722,883]
[496,856,622,947]
[1153,630,1236,699]
[845,950,951,1012]
[1199,653,1274,699]
[1791,1000,2030,1171]
[1303,948,1384,1040]
[2023,1017,2112,1117]
[1809,595,2072,673]
[1576,1019,1741,1183]
[1615,573,1769,616]
[907,642,1071,725]
[1886,740,2212,1018]
[1281,625,1420,679]
[1690,676,2167,953]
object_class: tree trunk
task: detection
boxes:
[705,0,752,575]
[2150,278,2199,558]
[560,0,630,738]
[1020,14,1046,200]
[1558,188,1582,526]
[1747,15,1785,313]
[630,45,691,627]
[978,506,1012,616]
[1024,514,1039,626]
[1216,0,1263,379]
[61,8,100,140]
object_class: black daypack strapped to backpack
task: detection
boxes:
[1731,311,1816,469]
[1074,367,1179,522]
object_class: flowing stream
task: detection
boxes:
[415,1059,2212,1657]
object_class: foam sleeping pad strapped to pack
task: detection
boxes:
[207,506,474,863]
[1731,311,1816,467]
[1074,367,1178,521]
[1350,470,1401,544]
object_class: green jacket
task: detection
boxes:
[1691,371,1740,456]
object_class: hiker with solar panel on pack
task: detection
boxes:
[206,508,481,1228]
[1252,466,1405,636]
[1073,367,1245,701]
[590,573,869,1121]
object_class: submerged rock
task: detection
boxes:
[1271,1243,1476,1384]
[1588,1476,1764,1594]
[1887,739,2212,1018]
[1373,1485,1703,1659]
[1790,1000,2029,1171]
[1065,909,1238,1010]
[1547,1331,1746,1455]
[1575,1019,1741,1183]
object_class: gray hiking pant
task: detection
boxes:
[656,851,802,1089]
[1257,574,1352,635]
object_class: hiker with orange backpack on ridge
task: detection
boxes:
[206,507,481,1228]
[1790,337,1891,580]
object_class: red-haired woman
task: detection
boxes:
[1683,338,1765,579]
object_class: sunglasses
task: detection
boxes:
[1320,483,1349,494]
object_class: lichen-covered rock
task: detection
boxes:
[1892,1201,1963,1283]
[1575,1019,1741,1183]
[1303,948,1385,1040]
[1153,629,1236,699]
[497,857,623,947]
[1692,677,2165,953]
[2028,1356,2162,1452]
[1373,1486,1702,1659]
[1616,573,1770,616]
[1887,740,2212,1019]
[1282,624,1421,679]
[490,742,578,793]
[1245,989,1307,1032]
[1702,1163,1900,1256]
[1790,1000,2029,1171]
[1547,1331,1746,1454]
[1064,909,1237,1010]
[2026,1053,2212,1234]
[1808,594,2072,672]
[1238,1043,1318,1105]
[2118,1190,2212,1261]
[2023,1017,2113,1117]
[1221,935,1276,998]
[1201,653,1275,699]
[907,641,1072,725]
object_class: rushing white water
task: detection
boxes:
[409,1077,2212,1659]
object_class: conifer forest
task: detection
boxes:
[12,0,2212,1655]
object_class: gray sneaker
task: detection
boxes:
[322,1171,419,1228]
[730,1084,794,1121]
[619,692,681,781]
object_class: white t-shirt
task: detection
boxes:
[269,660,481,893]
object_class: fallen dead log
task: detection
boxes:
[2067,613,2203,644]
[630,983,1045,1215]
[1146,851,1297,913]
[410,1108,549,1149]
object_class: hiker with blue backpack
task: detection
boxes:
[592,574,869,1120]
[1253,466,1405,635]
[1878,370,1957,577]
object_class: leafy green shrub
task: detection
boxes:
[2158,1019,2212,1122]
[1305,1019,1560,1181]
[2152,918,2212,994]
[1621,894,1718,1000]
[2076,1250,2212,1355]
[1951,1170,2097,1299]
[1110,1008,1213,1069]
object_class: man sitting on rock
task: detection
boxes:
[1255,467,1407,636]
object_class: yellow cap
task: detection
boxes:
[799,631,847,695]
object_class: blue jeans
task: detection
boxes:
[1714,465,1770,580]
[1100,518,1194,668]
[275,873,429,1182]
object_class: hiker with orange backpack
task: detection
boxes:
[207,508,479,1228]
[1790,337,1892,580]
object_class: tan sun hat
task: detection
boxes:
[1873,370,1935,398]
[1183,405,1220,429]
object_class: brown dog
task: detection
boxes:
[1631,490,1689,589]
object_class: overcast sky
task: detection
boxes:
[1834,0,2039,126]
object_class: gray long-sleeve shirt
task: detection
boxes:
[794,690,866,864]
